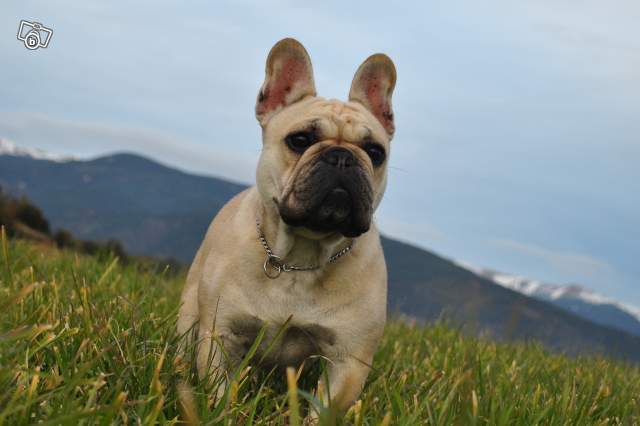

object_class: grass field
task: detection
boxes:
[1,233,639,425]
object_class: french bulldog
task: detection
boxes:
[177,37,397,416]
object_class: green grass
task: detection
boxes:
[1,234,639,425]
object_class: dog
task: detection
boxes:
[177,37,396,415]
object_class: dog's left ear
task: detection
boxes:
[349,54,397,136]
[256,38,317,126]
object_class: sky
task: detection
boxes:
[1,1,639,306]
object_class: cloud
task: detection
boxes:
[0,111,256,182]
[377,217,447,244]
[488,1,640,84]
[488,238,615,282]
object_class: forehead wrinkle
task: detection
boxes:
[315,116,339,139]
[342,120,371,143]
[312,101,373,144]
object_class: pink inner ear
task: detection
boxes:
[364,71,394,133]
[257,58,308,116]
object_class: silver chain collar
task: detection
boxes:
[256,218,353,279]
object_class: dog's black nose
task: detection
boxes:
[322,148,355,168]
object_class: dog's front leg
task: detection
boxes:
[196,324,228,401]
[320,355,373,415]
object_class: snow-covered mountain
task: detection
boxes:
[0,138,75,162]
[468,266,640,337]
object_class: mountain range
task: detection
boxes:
[2,138,640,361]
[469,266,640,338]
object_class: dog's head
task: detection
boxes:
[255,38,396,238]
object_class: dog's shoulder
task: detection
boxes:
[188,187,256,272]
[219,187,255,218]
[206,187,255,232]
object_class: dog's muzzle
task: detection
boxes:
[278,147,374,238]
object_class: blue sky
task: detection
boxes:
[1,1,639,306]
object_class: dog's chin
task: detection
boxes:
[279,187,372,238]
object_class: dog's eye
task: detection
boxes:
[364,143,386,167]
[285,131,316,153]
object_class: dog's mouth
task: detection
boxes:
[277,162,374,238]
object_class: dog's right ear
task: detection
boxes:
[256,38,317,126]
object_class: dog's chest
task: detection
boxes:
[244,270,331,317]
[227,313,337,367]
[223,271,346,366]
